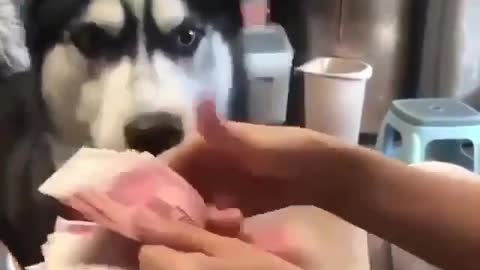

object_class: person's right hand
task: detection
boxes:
[161,101,354,219]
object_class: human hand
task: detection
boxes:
[161,101,352,217]
[135,208,302,270]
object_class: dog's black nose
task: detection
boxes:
[125,112,184,156]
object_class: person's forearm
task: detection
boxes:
[319,146,480,269]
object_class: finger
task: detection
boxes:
[157,133,215,178]
[157,132,204,163]
[197,100,280,146]
[197,100,325,151]
[197,100,256,155]
[196,101,282,176]
[207,207,243,225]
[132,207,241,256]
[205,206,243,237]
[139,245,199,270]
[244,227,305,267]
[73,191,137,238]
[139,245,236,270]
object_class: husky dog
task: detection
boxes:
[28,0,248,157]
[0,0,248,266]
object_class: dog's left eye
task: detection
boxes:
[171,25,205,56]
[177,29,197,48]
[145,15,205,58]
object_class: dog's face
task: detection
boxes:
[27,0,244,155]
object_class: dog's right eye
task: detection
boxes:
[68,23,114,59]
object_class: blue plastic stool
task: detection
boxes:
[376,98,480,172]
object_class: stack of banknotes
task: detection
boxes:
[27,147,209,270]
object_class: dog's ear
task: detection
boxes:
[24,0,87,61]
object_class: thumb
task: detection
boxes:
[197,100,245,151]
[197,101,277,174]
[139,245,184,270]
[139,245,248,270]
[197,101,317,180]
[205,206,244,237]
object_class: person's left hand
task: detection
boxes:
[134,208,302,270]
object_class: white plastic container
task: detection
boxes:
[297,57,373,144]
[243,24,294,124]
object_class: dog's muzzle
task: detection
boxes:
[125,112,184,156]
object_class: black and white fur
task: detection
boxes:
[1,0,248,266]
[0,0,30,76]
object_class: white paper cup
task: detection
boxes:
[297,57,373,144]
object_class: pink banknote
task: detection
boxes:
[39,147,207,240]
